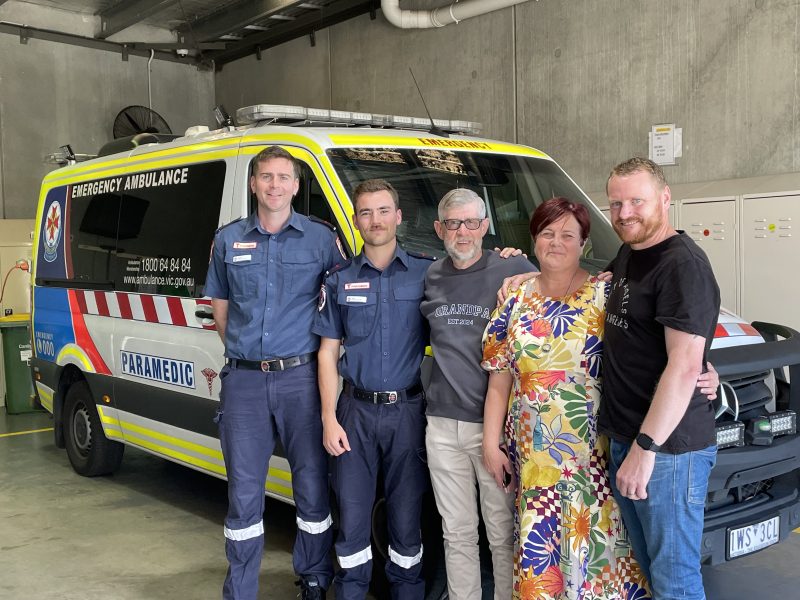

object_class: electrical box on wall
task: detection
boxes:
[740,193,798,333]
[670,172,800,334]
[679,198,738,314]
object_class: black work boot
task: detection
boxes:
[296,576,326,600]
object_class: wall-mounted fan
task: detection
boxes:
[113,105,172,139]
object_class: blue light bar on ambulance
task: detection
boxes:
[235,103,482,135]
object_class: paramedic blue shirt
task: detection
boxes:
[205,210,341,360]
[312,246,433,392]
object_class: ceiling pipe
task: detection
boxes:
[381,0,532,29]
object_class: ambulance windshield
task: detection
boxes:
[327,148,620,271]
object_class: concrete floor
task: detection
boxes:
[0,410,307,600]
[2,410,800,599]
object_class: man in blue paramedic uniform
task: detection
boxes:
[313,179,433,599]
[205,146,342,600]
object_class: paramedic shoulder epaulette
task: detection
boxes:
[309,215,337,231]
[215,216,245,234]
[407,250,436,261]
[324,259,351,279]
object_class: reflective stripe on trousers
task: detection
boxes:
[331,389,428,600]
[217,362,333,600]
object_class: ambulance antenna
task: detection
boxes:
[409,68,449,138]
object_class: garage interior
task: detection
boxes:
[2,0,800,598]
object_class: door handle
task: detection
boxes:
[195,306,214,319]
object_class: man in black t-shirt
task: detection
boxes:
[597,157,720,600]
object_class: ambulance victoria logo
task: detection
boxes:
[43,200,62,263]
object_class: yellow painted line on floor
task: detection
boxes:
[0,427,54,438]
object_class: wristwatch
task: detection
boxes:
[635,432,662,453]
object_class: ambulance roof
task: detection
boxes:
[44,122,553,184]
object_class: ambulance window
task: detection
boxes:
[289,163,336,225]
[69,190,122,287]
[247,156,350,256]
[111,161,226,297]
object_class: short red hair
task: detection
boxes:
[529,197,590,243]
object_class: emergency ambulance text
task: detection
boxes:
[71,167,189,198]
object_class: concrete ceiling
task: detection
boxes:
[5,0,376,66]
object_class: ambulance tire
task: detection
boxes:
[63,381,124,476]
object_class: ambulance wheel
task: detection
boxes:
[63,381,124,476]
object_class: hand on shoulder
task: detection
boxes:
[497,271,538,306]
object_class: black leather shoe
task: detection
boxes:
[296,577,326,600]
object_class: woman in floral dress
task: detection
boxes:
[480,198,650,600]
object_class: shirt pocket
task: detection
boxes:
[224,250,265,301]
[393,280,425,330]
[338,292,377,339]
[283,250,321,293]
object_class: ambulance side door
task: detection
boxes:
[107,158,235,477]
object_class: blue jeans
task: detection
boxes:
[608,440,716,600]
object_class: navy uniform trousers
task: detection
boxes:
[332,386,428,600]
[217,361,333,599]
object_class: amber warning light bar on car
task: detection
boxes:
[235,104,482,136]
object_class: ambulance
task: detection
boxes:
[29,104,800,591]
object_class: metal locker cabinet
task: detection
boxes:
[679,198,737,314]
[741,193,799,332]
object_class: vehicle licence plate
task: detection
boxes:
[727,516,780,559]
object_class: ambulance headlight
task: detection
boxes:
[715,422,745,449]
[769,410,796,436]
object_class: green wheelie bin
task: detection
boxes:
[0,314,37,414]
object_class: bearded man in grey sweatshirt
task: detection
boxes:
[420,189,536,600]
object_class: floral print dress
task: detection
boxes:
[481,277,650,600]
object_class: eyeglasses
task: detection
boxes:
[441,218,485,231]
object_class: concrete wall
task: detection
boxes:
[216,8,516,144]
[215,32,333,112]
[215,0,800,195]
[0,2,215,219]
